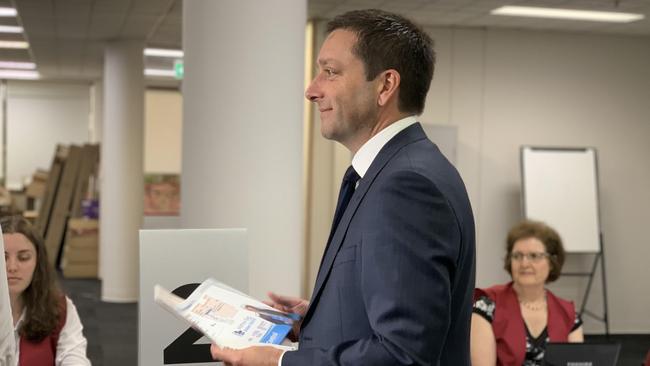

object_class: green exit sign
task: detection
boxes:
[174,60,184,79]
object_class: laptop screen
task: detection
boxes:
[544,342,621,366]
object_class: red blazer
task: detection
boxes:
[474,282,576,366]
[19,297,67,366]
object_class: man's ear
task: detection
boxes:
[376,69,400,107]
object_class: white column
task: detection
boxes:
[181,0,306,298]
[100,41,144,302]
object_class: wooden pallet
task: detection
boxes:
[34,145,67,239]
[44,145,82,267]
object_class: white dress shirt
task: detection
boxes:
[351,115,417,178]
[278,115,417,365]
[13,296,91,366]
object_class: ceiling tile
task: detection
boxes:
[121,14,159,38]
[0,48,32,61]
[8,0,650,81]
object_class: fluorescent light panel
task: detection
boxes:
[491,6,644,23]
[0,69,39,79]
[0,25,22,33]
[0,61,35,69]
[144,48,183,58]
[0,40,28,49]
[144,68,176,77]
[0,7,17,17]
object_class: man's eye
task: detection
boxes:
[325,69,335,76]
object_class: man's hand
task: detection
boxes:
[265,293,309,341]
[210,345,283,366]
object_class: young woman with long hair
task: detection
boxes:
[3,215,90,365]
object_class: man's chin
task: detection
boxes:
[320,126,338,141]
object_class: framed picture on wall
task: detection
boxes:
[144,174,180,216]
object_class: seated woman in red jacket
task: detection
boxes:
[471,220,583,366]
[3,216,90,366]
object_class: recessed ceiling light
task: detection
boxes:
[0,40,29,49]
[0,61,35,69]
[0,25,22,33]
[144,68,176,77]
[0,70,39,79]
[144,48,183,58]
[491,6,644,23]
[0,7,17,17]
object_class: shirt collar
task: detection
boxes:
[13,309,25,332]
[352,116,417,178]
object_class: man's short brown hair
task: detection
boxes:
[326,9,435,115]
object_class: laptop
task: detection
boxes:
[544,342,621,366]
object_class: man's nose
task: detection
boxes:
[304,78,322,102]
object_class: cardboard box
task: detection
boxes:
[62,263,98,278]
[64,245,98,263]
[26,170,48,198]
[67,218,99,234]
[62,218,99,278]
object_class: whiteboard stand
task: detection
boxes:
[521,146,610,336]
[561,234,610,336]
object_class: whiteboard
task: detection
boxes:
[521,147,601,253]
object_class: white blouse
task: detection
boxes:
[13,296,91,366]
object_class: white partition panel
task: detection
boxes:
[139,229,248,366]
[0,228,16,365]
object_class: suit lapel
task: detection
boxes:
[303,123,428,325]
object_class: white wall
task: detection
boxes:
[5,81,91,188]
[1,83,182,184]
[422,27,650,334]
[144,89,182,174]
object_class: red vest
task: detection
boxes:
[474,283,575,366]
[18,297,67,366]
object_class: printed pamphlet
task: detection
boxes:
[154,278,299,350]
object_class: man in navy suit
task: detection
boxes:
[212,9,475,366]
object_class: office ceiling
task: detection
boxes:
[3,0,650,83]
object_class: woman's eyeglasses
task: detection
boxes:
[510,252,550,262]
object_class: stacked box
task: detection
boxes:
[62,218,98,278]
[26,170,49,199]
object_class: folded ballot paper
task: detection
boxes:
[154,278,299,350]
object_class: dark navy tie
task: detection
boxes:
[315,165,361,279]
[328,165,360,243]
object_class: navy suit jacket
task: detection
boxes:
[283,123,476,365]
